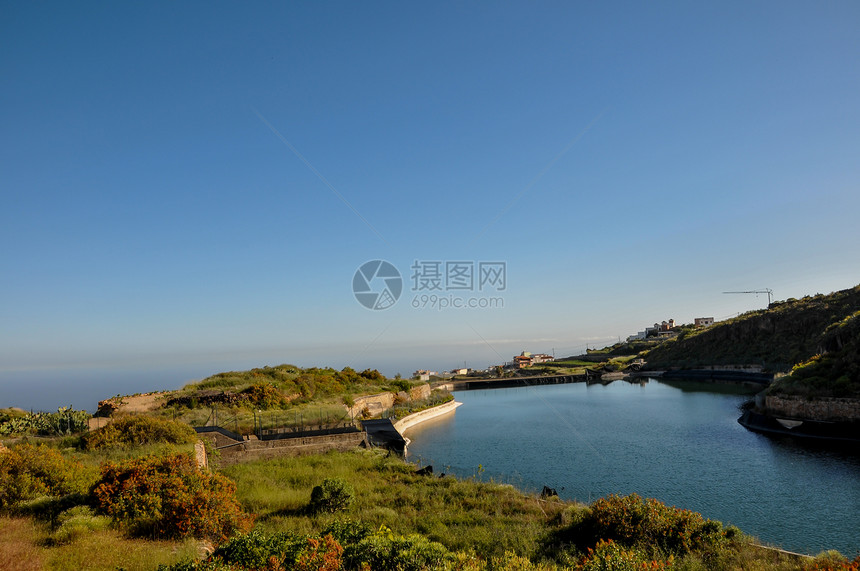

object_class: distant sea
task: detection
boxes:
[0,365,208,412]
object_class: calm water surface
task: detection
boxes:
[405,380,860,556]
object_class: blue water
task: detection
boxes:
[404,380,860,557]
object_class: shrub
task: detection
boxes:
[388,378,412,393]
[162,533,344,571]
[242,382,289,409]
[0,444,93,509]
[360,368,386,382]
[561,494,727,558]
[83,415,198,449]
[295,535,344,571]
[321,518,373,545]
[309,478,355,514]
[211,529,305,569]
[91,453,252,541]
[344,526,451,571]
[576,539,671,571]
[805,551,860,571]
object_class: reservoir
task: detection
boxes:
[404,380,860,557]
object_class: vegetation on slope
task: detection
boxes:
[147,365,411,432]
[768,310,860,398]
[2,428,858,570]
[644,286,860,379]
[176,365,391,405]
[83,416,198,449]
[162,449,855,571]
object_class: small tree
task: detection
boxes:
[309,478,354,514]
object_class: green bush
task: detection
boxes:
[0,444,93,509]
[160,533,344,571]
[559,494,728,558]
[322,518,373,546]
[242,382,290,409]
[83,415,197,449]
[211,528,305,568]
[91,452,252,541]
[344,526,451,571]
[309,477,355,514]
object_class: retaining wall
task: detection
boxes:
[347,383,432,418]
[394,400,462,435]
[200,431,367,465]
[764,395,860,422]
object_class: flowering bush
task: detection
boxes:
[295,535,344,571]
[91,453,252,541]
[577,539,672,571]
[805,552,860,571]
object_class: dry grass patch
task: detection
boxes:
[0,517,43,571]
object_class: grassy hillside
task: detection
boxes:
[644,285,860,377]
[767,308,860,398]
[104,365,414,434]
[3,438,844,571]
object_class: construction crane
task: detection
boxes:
[723,288,773,305]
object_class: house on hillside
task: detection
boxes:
[513,355,532,368]
[694,317,715,327]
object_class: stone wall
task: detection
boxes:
[409,384,431,401]
[347,383,432,418]
[348,392,394,419]
[205,432,367,465]
[764,395,860,422]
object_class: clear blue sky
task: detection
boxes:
[2,1,859,410]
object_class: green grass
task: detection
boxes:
[222,449,568,562]
[211,450,831,571]
[0,515,199,571]
[2,442,841,570]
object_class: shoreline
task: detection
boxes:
[394,400,462,448]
